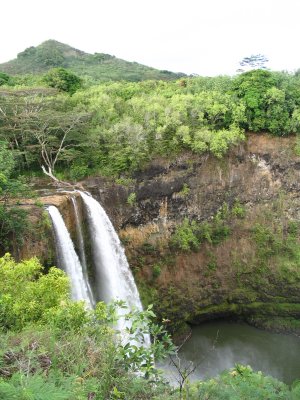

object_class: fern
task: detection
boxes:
[0,373,73,400]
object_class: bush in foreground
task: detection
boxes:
[0,255,299,399]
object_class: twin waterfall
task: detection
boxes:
[47,205,93,307]
[80,192,143,310]
[47,191,144,332]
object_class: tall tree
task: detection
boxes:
[237,54,269,73]
[0,141,30,252]
[0,92,90,181]
[43,68,82,94]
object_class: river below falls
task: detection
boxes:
[161,321,300,385]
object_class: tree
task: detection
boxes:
[43,68,82,94]
[0,91,50,170]
[232,70,277,132]
[237,54,269,73]
[167,332,200,399]
[35,45,64,67]
[0,72,14,87]
[28,108,90,181]
[0,92,90,181]
[0,254,69,330]
[0,142,31,252]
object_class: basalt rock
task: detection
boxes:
[8,191,83,267]
[12,133,300,337]
[82,133,300,336]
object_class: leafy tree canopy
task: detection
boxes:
[1,70,300,183]
[0,72,14,87]
[43,67,82,94]
[0,142,31,252]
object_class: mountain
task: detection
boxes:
[0,40,185,82]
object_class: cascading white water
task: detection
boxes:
[80,191,150,343]
[71,197,96,307]
[80,191,143,309]
[47,205,92,308]
[47,192,150,345]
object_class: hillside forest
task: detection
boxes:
[0,42,300,399]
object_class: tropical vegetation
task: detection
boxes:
[1,41,300,398]
[1,67,300,183]
[0,254,299,399]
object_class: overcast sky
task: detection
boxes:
[2,0,300,76]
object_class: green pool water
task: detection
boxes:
[162,321,300,385]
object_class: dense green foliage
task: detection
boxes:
[0,92,91,176]
[187,365,300,400]
[171,204,233,251]
[0,326,174,400]
[43,67,82,94]
[0,254,69,330]
[1,69,300,183]
[1,44,300,398]
[0,255,176,398]
[0,142,30,251]
[232,70,300,134]
[0,40,185,83]
[0,72,15,87]
[0,255,298,399]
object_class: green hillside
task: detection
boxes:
[0,39,185,82]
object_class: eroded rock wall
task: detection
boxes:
[11,133,300,337]
[83,134,300,336]
[9,192,83,268]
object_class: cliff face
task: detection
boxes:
[84,134,300,226]
[10,192,83,268]
[83,134,300,336]
[11,133,300,337]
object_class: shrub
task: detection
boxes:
[178,183,190,197]
[0,301,175,398]
[232,201,246,218]
[69,163,90,180]
[190,365,293,400]
[171,218,199,252]
[0,72,14,86]
[0,254,69,330]
[152,264,161,279]
[127,192,137,205]
[43,68,82,94]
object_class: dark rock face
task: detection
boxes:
[14,133,300,336]
[82,134,300,335]
[83,134,300,229]
[11,192,83,267]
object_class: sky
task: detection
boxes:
[1,0,300,76]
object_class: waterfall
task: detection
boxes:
[48,192,150,345]
[47,205,93,308]
[80,191,150,343]
[71,197,96,307]
[79,191,143,310]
